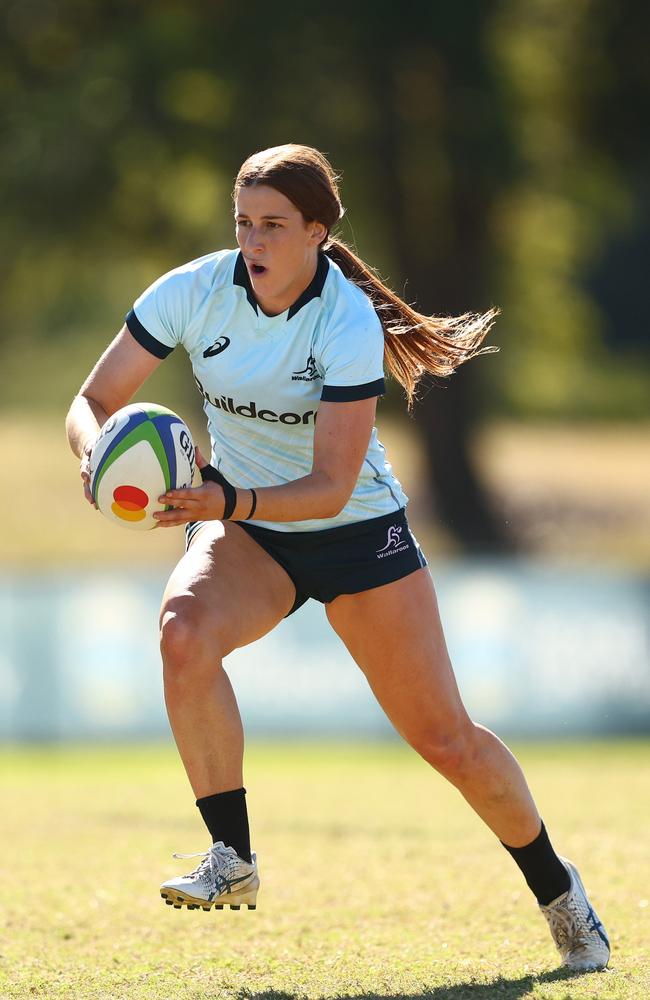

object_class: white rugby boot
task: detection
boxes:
[160,840,259,911]
[540,858,610,971]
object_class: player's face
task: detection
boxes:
[235,185,326,316]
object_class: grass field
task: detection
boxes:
[1,740,648,999]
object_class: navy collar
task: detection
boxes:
[233,251,329,319]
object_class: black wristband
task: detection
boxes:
[246,489,257,520]
[200,463,238,520]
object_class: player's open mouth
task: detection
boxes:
[249,263,267,275]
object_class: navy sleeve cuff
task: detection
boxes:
[320,378,385,402]
[125,309,174,359]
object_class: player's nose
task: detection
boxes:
[244,226,265,252]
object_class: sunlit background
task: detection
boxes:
[1,1,648,741]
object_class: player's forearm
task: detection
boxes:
[233,470,348,523]
[65,394,109,459]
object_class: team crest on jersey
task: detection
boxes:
[292,354,319,382]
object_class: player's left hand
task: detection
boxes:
[154,446,226,526]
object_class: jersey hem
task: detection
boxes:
[183,507,408,544]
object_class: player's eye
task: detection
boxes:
[235,219,251,227]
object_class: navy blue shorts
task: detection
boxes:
[185,508,427,617]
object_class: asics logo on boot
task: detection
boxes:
[586,905,610,946]
[210,871,255,900]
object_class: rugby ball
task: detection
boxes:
[89,403,195,530]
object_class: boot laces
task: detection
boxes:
[546,893,592,954]
[172,843,242,885]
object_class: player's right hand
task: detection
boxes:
[80,439,98,508]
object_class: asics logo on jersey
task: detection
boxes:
[292,353,319,382]
[376,524,410,559]
[203,336,231,358]
[194,376,317,425]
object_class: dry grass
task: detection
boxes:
[1,740,649,999]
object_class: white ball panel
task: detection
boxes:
[95,439,167,531]
[89,403,195,532]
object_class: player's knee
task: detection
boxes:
[159,598,225,675]
[414,723,476,779]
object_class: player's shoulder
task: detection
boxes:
[144,249,238,299]
[320,254,383,335]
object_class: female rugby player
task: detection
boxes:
[66,144,609,972]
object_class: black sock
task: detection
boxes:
[501,821,571,906]
[196,788,252,863]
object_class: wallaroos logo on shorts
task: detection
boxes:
[194,376,316,425]
[376,525,410,559]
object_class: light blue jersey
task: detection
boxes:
[126,249,408,532]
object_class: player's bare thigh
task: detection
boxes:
[160,520,296,659]
[325,567,471,746]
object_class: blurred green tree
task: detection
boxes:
[1,1,647,550]
[489,0,650,420]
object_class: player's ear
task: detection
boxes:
[308,220,328,246]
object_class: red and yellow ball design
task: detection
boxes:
[111,485,149,523]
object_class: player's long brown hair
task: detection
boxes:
[234,144,499,410]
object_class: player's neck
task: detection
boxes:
[255,257,319,317]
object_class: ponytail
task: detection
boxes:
[323,237,499,411]
[234,144,498,411]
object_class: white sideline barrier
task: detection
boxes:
[0,561,648,740]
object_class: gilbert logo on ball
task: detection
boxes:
[89,403,195,531]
